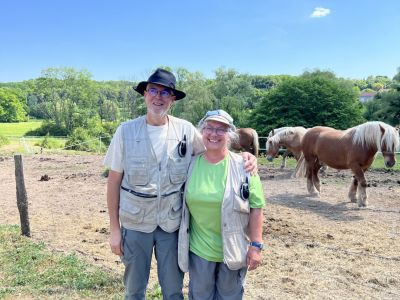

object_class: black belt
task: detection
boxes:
[121,186,180,198]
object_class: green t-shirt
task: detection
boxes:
[186,154,265,262]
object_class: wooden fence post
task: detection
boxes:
[14,154,31,237]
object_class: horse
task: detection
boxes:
[295,121,399,207]
[231,128,260,156]
[266,127,308,168]
[266,127,293,168]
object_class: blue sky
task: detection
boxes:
[1,0,399,82]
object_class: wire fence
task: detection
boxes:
[14,136,107,154]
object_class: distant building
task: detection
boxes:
[359,91,376,103]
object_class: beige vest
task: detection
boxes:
[178,151,250,272]
[119,115,195,233]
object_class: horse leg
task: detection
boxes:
[281,151,287,168]
[352,168,368,207]
[319,164,327,177]
[348,176,358,203]
[306,159,320,197]
[312,162,322,193]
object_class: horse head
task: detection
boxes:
[266,136,280,162]
[380,124,400,168]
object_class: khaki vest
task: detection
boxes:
[119,115,195,233]
[178,151,250,271]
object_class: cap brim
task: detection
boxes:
[204,116,231,126]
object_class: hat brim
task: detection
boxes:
[134,81,186,100]
[204,116,232,126]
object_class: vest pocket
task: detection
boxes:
[127,167,149,186]
[223,231,248,270]
[169,166,187,184]
[168,195,183,220]
[119,202,145,224]
[233,193,250,214]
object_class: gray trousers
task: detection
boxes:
[121,227,184,300]
[188,252,247,300]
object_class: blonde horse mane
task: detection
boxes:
[268,126,307,148]
[351,121,400,151]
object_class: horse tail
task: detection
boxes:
[252,129,259,157]
[293,153,306,178]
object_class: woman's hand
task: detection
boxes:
[246,247,262,270]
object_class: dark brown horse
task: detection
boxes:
[231,128,260,156]
[295,121,399,207]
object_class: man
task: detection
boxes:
[104,68,256,300]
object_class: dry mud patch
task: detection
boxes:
[1,155,400,299]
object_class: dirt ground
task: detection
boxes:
[1,154,400,299]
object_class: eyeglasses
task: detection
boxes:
[146,87,173,98]
[203,126,228,136]
[205,110,233,124]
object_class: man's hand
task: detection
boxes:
[241,152,258,175]
[109,228,123,256]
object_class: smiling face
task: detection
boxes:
[144,83,176,122]
[202,120,230,152]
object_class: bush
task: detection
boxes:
[65,128,106,152]
[0,135,10,147]
[35,134,64,149]
[25,121,68,137]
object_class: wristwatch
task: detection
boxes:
[249,241,264,250]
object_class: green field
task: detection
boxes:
[0,120,43,137]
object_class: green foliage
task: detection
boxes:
[26,120,68,136]
[31,67,98,134]
[252,71,365,135]
[209,68,256,127]
[0,225,123,298]
[0,134,10,147]
[0,88,28,122]
[170,68,215,125]
[363,90,400,125]
[5,65,400,142]
[35,133,64,149]
[64,127,102,152]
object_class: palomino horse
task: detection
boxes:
[266,127,308,168]
[266,127,293,168]
[231,128,260,156]
[295,121,399,207]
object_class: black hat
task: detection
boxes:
[134,68,186,100]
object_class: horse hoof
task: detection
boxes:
[350,198,357,203]
[310,192,320,198]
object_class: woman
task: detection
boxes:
[178,109,265,300]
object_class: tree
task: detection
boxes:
[210,68,255,127]
[252,71,364,135]
[171,68,215,125]
[0,88,27,122]
[32,67,98,134]
[364,91,400,125]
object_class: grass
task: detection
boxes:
[0,136,69,156]
[0,225,164,299]
[0,225,123,299]
[0,120,43,137]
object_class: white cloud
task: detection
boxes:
[310,7,331,18]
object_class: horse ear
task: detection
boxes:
[379,124,385,136]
